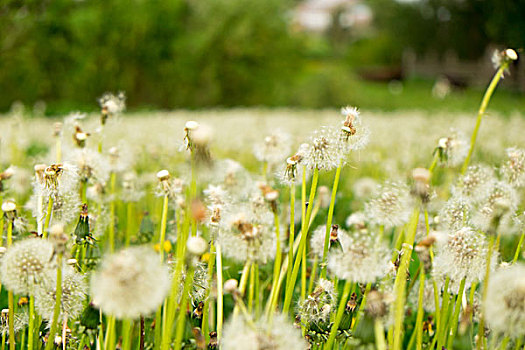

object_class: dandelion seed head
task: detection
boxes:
[452,164,495,201]
[0,238,55,294]
[35,267,87,321]
[485,263,525,338]
[98,92,126,115]
[500,147,525,187]
[327,231,390,283]
[91,246,171,319]
[438,197,471,231]
[365,181,412,227]
[471,180,518,233]
[433,227,497,290]
[353,177,378,199]
[303,127,342,171]
[222,314,307,350]
[253,130,292,165]
[297,278,337,326]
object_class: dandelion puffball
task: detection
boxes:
[90,246,171,319]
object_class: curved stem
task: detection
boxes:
[512,232,525,264]
[461,64,507,174]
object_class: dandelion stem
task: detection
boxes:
[270,212,282,309]
[121,319,132,350]
[325,280,352,349]
[44,253,63,350]
[283,168,319,314]
[108,172,117,252]
[392,209,419,350]
[512,232,525,264]
[320,160,342,279]
[447,277,467,349]
[477,234,495,350]
[6,220,14,350]
[159,194,169,262]
[375,318,387,350]
[461,64,508,175]
[415,269,426,350]
[202,241,216,340]
[352,282,372,331]
[28,295,35,350]
[216,244,224,341]
[173,264,194,349]
[43,196,53,237]
[286,183,295,295]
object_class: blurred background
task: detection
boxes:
[1,0,524,115]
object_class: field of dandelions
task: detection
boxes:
[0,49,524,350]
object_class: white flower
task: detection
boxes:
[91,246,171,319]
[485,263,525,338]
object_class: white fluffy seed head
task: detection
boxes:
[186,236,208,256]
[253,130,292,165]
[433,227,497,291]
[34,267,87,321]
[90,246,171,319]
[297,278,337,326]
[303,127,342,171]
[222,314,307,350]
[452,164,495,202]
[500,147,525,187]
[485,263,525,338]
[0,238,55,295]
[327,231,390,283]
[365,181,412,228]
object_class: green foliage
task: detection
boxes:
[0,0,299,111]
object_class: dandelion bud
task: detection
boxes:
[366,290,388,318]
[505,48,518,60]
[187,236,208,256]
[185,120,199,131]
[67,259,77,266]
[156,169,170,182]
[0,167,14,181]
[223,279,238,294]
[412,167,431,203]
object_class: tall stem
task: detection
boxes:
[512,232,524,264]
[7,220,14,350]
[159,195,169,262]
[415,269,426,350]
[321,161,342,279]
[447,278,466,349]
[216,244,224,341]
[44,253,63,350]
[282,168,319,314]
[28,295,35,350]
[477,235,495,350]
[325,280,352,349]
[108,172,117,252]
[286,183,295,292]
[461,64,508,174]
[392,209,420,350]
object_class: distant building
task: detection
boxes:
[292,0,372,33]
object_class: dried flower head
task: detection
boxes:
[91,246,171,319]
[0,238,55,294]
[485,263,525,338]
[98,92,126,124]
[339,106,370,151]
[303,127,342,171]
[435,129,468,167]
[492,48,518,71]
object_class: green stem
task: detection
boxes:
[415,269,426,350]
[216,244,224,341]
[108,172,116,252]
[202,242,216,340]
[286,183,295,294]
[125,202,134,246]
[437,277,451,350]
[28,295,35,350]
[320,161,342,278]
[375,318,387,350]
[44,253,63,350]
[392,209,420,350]
[513,232,525,264]
[173,265,194,349]
[477,235,495,350]
[352,282,372,331]
[325,280,352,349]
[121,319,132,350]
[159,195,169,262]
[461,64,508,174]
[43,196,53,237]
[447,278,467,349]
[7,221,14,350]
[282,168,319,314]
[270,212,281,308]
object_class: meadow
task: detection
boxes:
[0,50,524,350]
